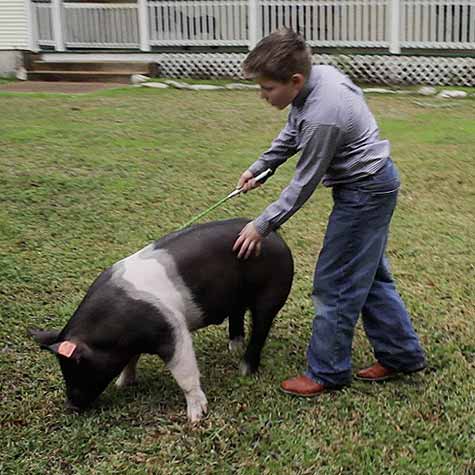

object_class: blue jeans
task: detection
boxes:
[306,159,426,386]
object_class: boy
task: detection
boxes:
[233,29,426,396]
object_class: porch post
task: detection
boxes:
[138,0,151,52]
[389,0,401,54]
[25,0,38,52]
[248,0,259,50]
[51,0,65,51]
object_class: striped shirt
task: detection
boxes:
[248,65,390,236]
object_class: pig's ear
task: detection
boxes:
[28,328,61,348]
[48,340,92,364]
[49,341,78,359]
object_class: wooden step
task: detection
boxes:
[30,61,152,73]
[26,70,140,83]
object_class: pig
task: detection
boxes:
[29,218,293,422]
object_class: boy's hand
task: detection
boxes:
[233,222,262,259]
[237,170,262,193]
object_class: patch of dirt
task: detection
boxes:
[0,81,127,94]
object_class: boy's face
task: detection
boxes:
[257,74,305,110]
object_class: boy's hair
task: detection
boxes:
[243,28,312,82]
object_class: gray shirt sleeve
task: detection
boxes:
[248,119,298,178]
[254,123,341,236]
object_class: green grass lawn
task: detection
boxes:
[1,86,474,475]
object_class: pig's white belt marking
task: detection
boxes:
[114,245,203,332]
[112,246,206,419]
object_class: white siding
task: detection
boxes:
[0,0,29,50]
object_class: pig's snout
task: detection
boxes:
[64,399,82,413]
[64,389,94,413]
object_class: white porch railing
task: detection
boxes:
[259,0,390,47]
[64,3,140,48]
[400,0,475,48]
[29,0,475,53]
[148,0,250,45]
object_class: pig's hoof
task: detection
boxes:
[239,360,253,376]
[115,374,137,388]
[186,390,208,423]
[64,400,81,413]
[228,337,245,353]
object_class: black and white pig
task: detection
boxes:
[29,218,293,422]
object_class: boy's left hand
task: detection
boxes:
[233,222,262,259]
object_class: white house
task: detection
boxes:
[0,0,32,77]
[1,0,474,85]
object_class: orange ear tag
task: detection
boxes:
[58,341,77,358]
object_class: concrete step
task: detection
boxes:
[27,70,138,83]
[30,61,152,73]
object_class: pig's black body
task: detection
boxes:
[30,218,294,421]
[160,219,293,330]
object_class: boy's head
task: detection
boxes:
[243,28,312,110]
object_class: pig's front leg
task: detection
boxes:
[116,355,140,388]
[168,327,208,423]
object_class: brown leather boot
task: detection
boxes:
[355,362,399,381]
[357,361,427,381]
[280,374,328,397]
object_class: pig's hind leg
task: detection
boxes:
[228,305,246,353]
[116,354,140,388]
[240,256,293,375]
[240,299,283,376]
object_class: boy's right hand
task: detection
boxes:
[237,170,262,193]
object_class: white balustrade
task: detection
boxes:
[30,0,475,52]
